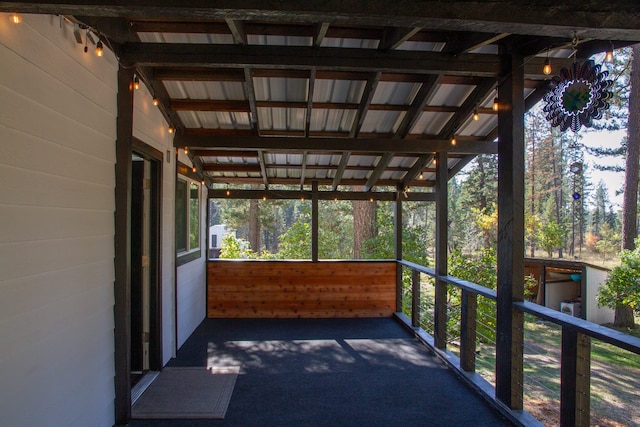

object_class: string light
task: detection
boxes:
[450,137,456,146]
[473,108,479,121]
[183,146,188,154]
[604,43,614,63]
[95,40,104,57]
[168,126,175,134]
[192,166,196,173]
[492,97,499,112]
[226,188,231,197]
[543,48,552,75]
[133,75,140,90]
[543,58,552,75]
[10,13,22,24]
[153,97,159,106]
[262,195,267,201]
[419,172,424,180]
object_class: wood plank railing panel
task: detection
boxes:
[208,260,396,318]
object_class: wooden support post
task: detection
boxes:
[495,49,525,410]
[114,65,135,425]
[411,269,421,328]
[460,289,477,372]
[312,180,319,262]
[395,185,403,312]
[434,151,448,349]
[561,328,591,427]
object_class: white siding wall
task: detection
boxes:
[176,184,207,348]
[132,83,178,365]
[0,14,117,427]
[133,80,206,353]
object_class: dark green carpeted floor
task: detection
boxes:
[129,317,512,427]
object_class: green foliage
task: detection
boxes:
[597,241,640,313]
[219,233,250,259]
[537,220,565,257]
[594,222,621,261]
[448,248,497,344]
[276,218,312,259]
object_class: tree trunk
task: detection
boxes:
[616,44,640,328]
[353,187,377,259]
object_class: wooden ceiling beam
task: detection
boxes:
[119,43,502,75]
[364,152,394,192]
[331,152,351,191]
[257,150,269,188]
[193,150,258,158]
[443,32,511,54]
[350,72,381,138]
[205,176,436,189]
[130,20,229,34]
[6,2,640,40]
[202,163,262,173]
[153,67,245,81]
[171,99,251,112]
[379,26,423,51]
[175,135,498,154]
[400,154,435,189]
[208,188,436,201]
[314,22,330,47]
[120,43,567,78]
[225,18,248,45]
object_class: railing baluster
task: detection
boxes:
[560,327,591,427]
[411,268,420,328]
[460,289,477,372]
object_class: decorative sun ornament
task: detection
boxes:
[542,60,613,132]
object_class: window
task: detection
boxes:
[176,178,200,256]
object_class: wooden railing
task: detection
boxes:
[208,260,396,318]
[397,259,640,427]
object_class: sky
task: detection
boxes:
[580,129,626,209]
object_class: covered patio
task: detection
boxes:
[2,2,640,427]
[130,317,511,427]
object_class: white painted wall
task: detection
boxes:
[176,183,207,348]
[585,266,615,325]
[132,82,178,365]
[0,14,117,427]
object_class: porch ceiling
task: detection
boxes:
[4,1,639,193]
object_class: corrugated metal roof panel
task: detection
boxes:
[410,111,454,135]
[321,38,378,49]
[396,41,445,52]
[430,84,476,107]
[248,34,312,46]
[313,79,365,103]
[138,32,234,44]
[177,111,251,128]
[258,107,306,131]
[361,110,405,133]
[254,77,308,102]
[310,109,355,132]
[164,81,246,100]
[371,82,420,105]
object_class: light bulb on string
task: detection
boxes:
[95,40,104,57]
[492,97,499,112]
[543,58,552,75]
[10,13,22,24]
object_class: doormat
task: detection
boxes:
[132,366,239,419]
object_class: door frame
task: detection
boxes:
[131,137,163,373]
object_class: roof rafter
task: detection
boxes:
[174,135,498,155]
